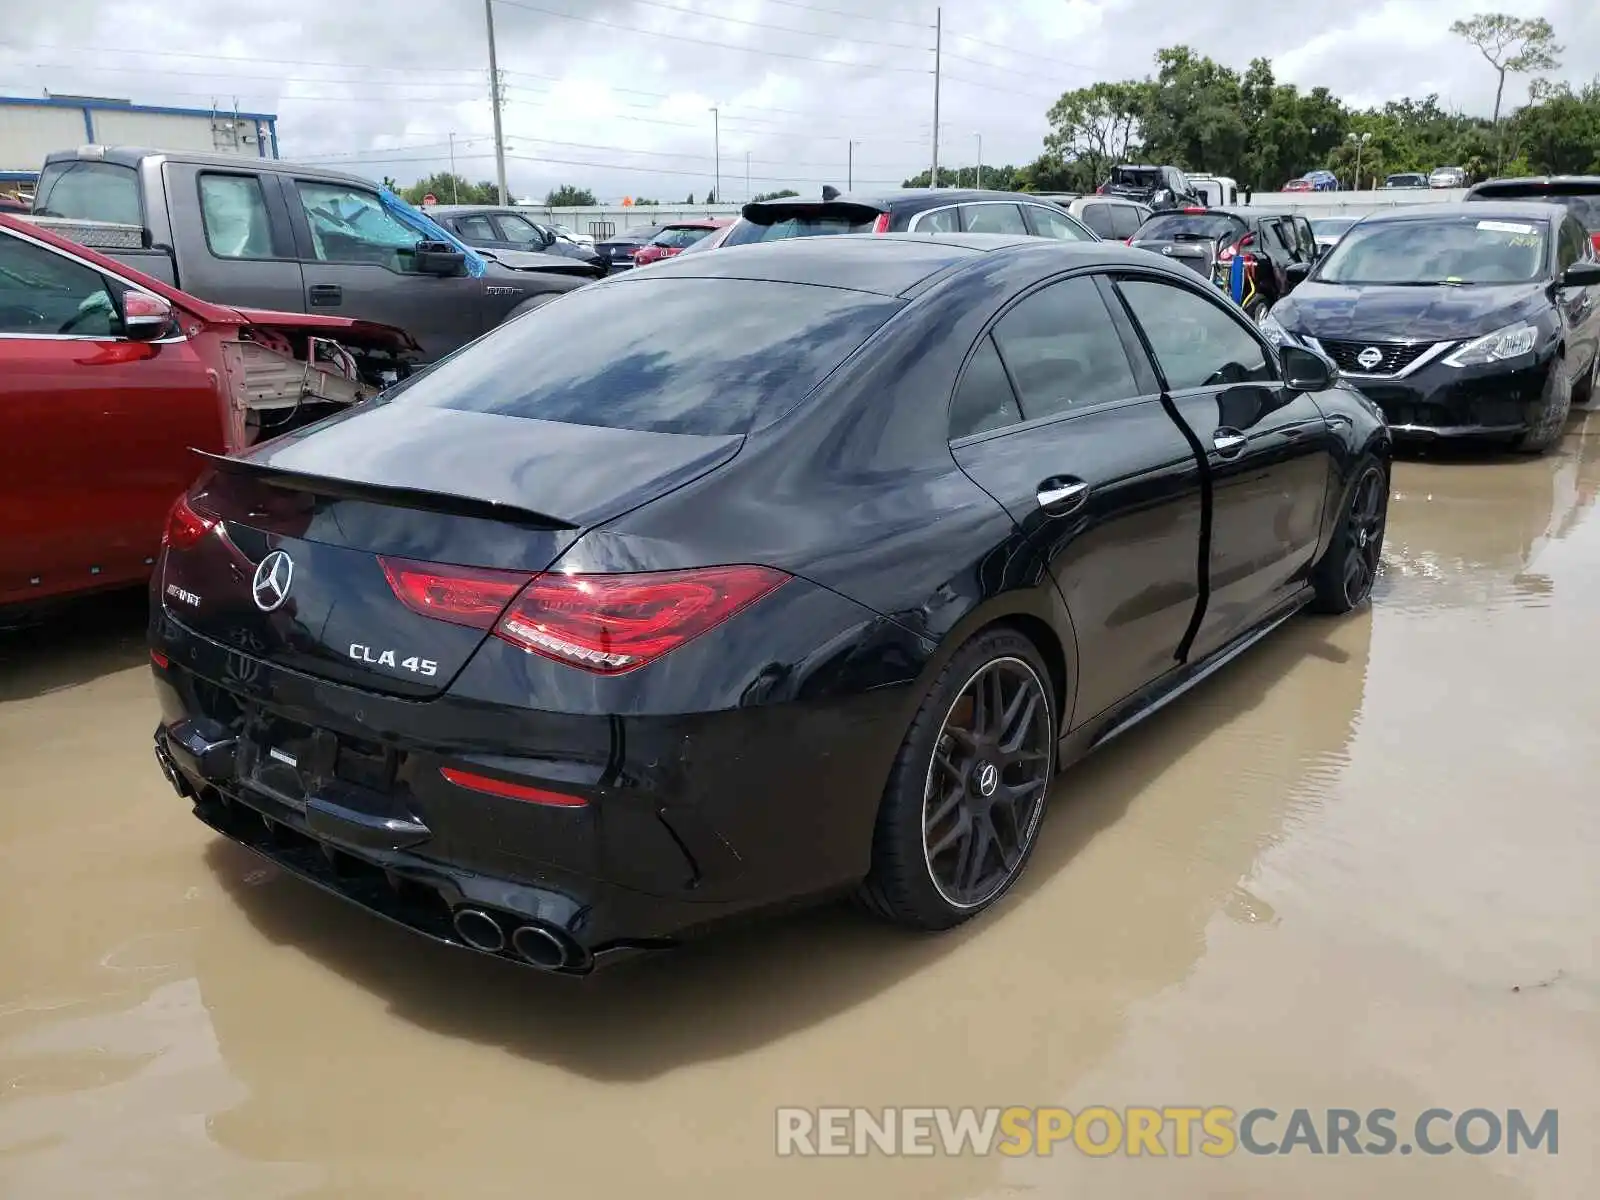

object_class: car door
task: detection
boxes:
[0,227,221,603]
[946,272,1207,725]
[1554,215,1600,379]
[162,161,306,312]
[1112,273,1335,655]
[282,175,489,361]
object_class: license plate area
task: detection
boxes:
[242,713,321,808]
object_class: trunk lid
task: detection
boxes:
[162,406,743,696]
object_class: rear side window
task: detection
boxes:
[387,278,902,436]
[962,204,1027,235]
[915,207,961,234]
[991,276,1138,420]
[1026,205,1092,241]
[950,336,1022,439]
[1078,204,1116,237]
[199,174,275,259]
[1108,205,1143,239]
[33,160,141,225]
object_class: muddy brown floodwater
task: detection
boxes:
[4,426,1599,1199]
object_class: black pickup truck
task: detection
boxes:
[31,146,591,360]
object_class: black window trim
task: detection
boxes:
[1104,267,1283,394]
[946,265,1158,447]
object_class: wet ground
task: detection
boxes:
[3,426,1598,1199]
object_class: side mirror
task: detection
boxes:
[414,241,467,276]
[1561,262,1600,288]
[1280,344,1336,392]
[1285,261,1312,285]
[123,290,173,341]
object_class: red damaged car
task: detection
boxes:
[630,220,729,267]
[0,212,419,612]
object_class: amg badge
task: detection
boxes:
[350,643,438,676]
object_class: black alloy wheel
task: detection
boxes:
[859,629,1058,930]
[1310,457,1387,614]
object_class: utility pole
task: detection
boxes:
[449,132,458,201]
[484,0,508,205]
[745,150,751,201]
[709,107,720,202]
[930,6,941,188]
[847,140,856,190]
[974,133,981,189]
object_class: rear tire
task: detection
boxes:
[858,629,1056,931]
[1309,456,1388,615]
[1243,295,1270,324]
[1514,358,1572,454]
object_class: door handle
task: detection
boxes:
[1212,428,1248,458]
[1036,478,1089,515]
[308,284,343,307]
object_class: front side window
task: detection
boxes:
[961,204,1028,235]
[199,174,275,259]
[1117,279,1272,391]
[1557,218,1586,271]
[295,181,427,271]
[1317,215,1550,285]
[0,232,121,337]
[990,276,1139,420]
[495,214,549,246]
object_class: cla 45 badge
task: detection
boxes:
[349,643,438,676]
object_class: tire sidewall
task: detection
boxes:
[1311,455,1388,614]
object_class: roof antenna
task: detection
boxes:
[821,185,840,202]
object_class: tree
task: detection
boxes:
[704,189,716,203]
[400,173,492,205]
[380,175,399,192]
[546,185,598,207]
[632,196,661,205]
[1042,80,1147,192]
[751,188,799,202]
[1511,79,1600,174]
[1450,13,1562,167]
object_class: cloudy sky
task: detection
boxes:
[3,0,1594,203]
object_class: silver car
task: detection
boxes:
[1429,166,1467,189]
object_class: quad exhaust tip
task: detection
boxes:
[511,923,572,970]
[452,908,507,954]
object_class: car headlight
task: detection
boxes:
[1444,321,1538,367]
[1259,312,1296,347]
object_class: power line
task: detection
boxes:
[564,0,929,52]
[506,151,904,185]
[940,73,1062,103]
[754,0,931,28]
[940,48,1089,85]
[4,59,489,89]
[943,29,1099,72]
[0,40,483,75]
[492,0,931,73]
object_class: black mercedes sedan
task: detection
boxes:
[1264,202,1600,453]
[149,235,1389,973]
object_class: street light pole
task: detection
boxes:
[745,150,751,202]
[1348,131,1371,191]
[974,133,981,190]
[448,132,458,202]
[710,107,720,202]
[848,140,859,190]
[929,6,941,187]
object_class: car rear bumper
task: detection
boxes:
[149,605,918,970]
[1328,350,1555,441]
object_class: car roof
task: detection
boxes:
[1360,200,1566,223]
[750,188,1066,214]
[660,219,728,229]
[1146,206,1285,220]
[606,232,1184,298]
[40,146,381,188]
[1466,175,1600,194]
[427,204,533,216]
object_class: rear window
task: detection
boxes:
[1135,212,1247,241]
[33,160,141,225]
[1472,188,1600,231]
[384,278,902,436]
[724,213,878,246]
[1112,167,1160,187]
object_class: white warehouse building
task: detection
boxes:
[0,93,278,194]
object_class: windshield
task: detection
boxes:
[382,278,902,436]
[1316,216,1550,285]
[1134,212,1246,241]
[652,226,714,248]
[1111,167,1160,187]
[33,161,141,224]
[723,213,876,245]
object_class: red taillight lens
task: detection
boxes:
[1591,232,1600,252]
[493,565,789,674]
[871,212,891,234]
[150,649,170,668]
[379,556,532,630]
[162,494,214,549]
[1183,206,1206,213]
[439,766,587,807]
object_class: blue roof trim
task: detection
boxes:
[1,94,277,121]
[0,170,40,181]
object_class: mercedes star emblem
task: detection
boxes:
[1161,245,1174,255]
[977,762,999,798]
[1356,346,1384,371]
[251,549,294,613]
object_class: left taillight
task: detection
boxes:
[495,565,789,675]
[162,494,214,550]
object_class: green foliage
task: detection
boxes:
[751,189,800,202]
[399,173,494,205]
[546,185,598,207]
[631,197,660,205]
[900,165,1024,190]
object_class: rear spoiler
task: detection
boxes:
[739,198,885,226]
[192,450,576,531]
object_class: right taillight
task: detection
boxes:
[871,212,891,234]
[162,494,214,549]
[494,565,789,674]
